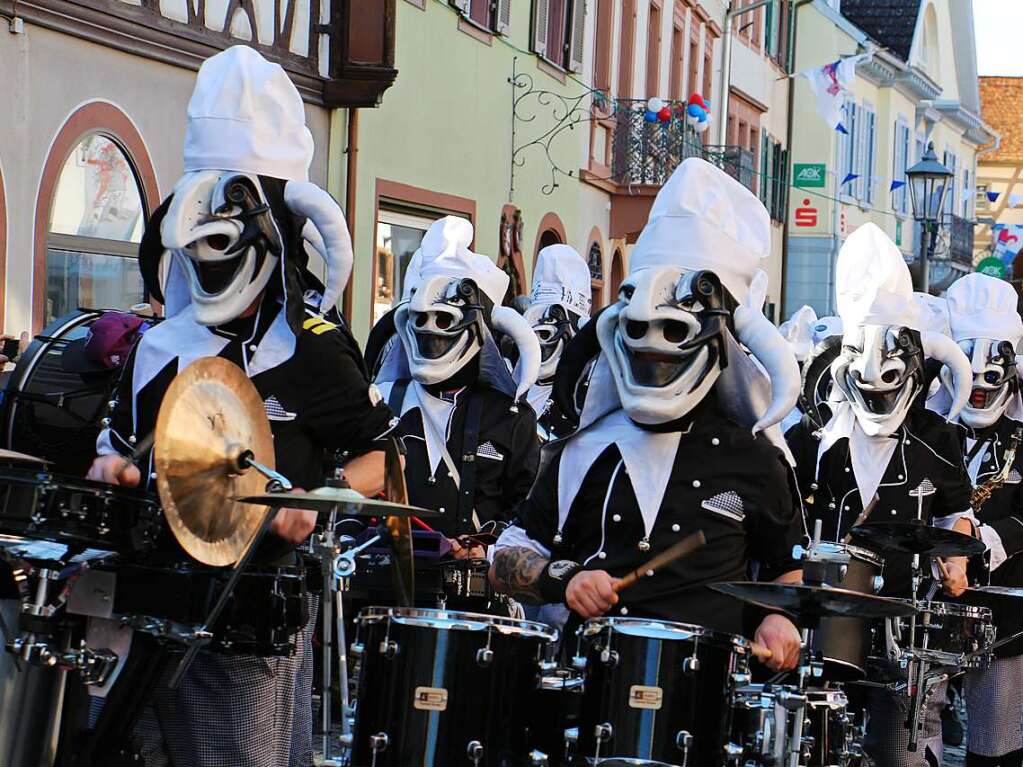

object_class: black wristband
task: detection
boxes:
[537,560,583,604]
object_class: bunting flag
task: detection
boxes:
[890,180,906,192]
[1011,194,1022,209]
[841,173,859,187]
[987,190,1000,203]
[801,51,875,132]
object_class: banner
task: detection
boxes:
[992,223,1023,264]
[801,51,874,132]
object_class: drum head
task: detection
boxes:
[0,310,152,476]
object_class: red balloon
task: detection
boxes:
[657,106,672,122]
[688,92,708,109]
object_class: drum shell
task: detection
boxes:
[803,689,852,767]
[728,685,788,765]
[576,618,748,766]
[808,544,884,681]
[102,563,307,656]
[529,670,584,766]
[910,601,994,670]
[0,468,162,555]
[350,607,555,767]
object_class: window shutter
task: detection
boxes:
[450,0,471,16]
[567,0,586,72]
[532,0,551,57]
[865,109,876,204]
[495,0,512,35]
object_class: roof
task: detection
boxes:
[979,77,1023,164]
[840,0,920,62]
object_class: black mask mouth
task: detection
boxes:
[540,338,562,363]
[194,251,245,294]
[623,341,695,388]
[414,331,463,360]
[850,383,906,415]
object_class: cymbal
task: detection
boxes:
[0,448,49,466]
[850,522,985,557]
[384,436,414,607]
[711,582,918,619]
[235,487,440,518]
[969,585,1023,599]
[154,358,274,566]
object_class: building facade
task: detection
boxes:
[975,77,1023,286]
[783,0,993,317]
[0,0,394,336]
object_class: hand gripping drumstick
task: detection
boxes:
[612,530,706,593]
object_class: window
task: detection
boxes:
[46,134,146,325]
[977,184,990,211]
[892,120,911,215]
[646,1,662,97]
[587,241,604,310]
[593,0,614,94]
[760,131,788,224]
[961,168,971,219]
[374,208,469,325]
[617,0,637,94]
[669,21,684,100]
[533,0,585,71]
[942,149,959,220]
[839,101,858,197]
[861,104,876,204]
[688,35,700,96]
[452,0,511,34]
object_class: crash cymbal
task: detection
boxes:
[384,436,414,607]
[154,357,274,567]
[710,582,918,619]
[0,448,49,466]
[969,585,1023,598]
[850,522,985,558]
[234,487,440,518]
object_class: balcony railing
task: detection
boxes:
[611,100,756,194]
[948,214,975,266]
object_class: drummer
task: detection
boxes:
[86,47,393,767]
[520,244,592,440]
[371,216,541,552]
[490,159,804,670]
[938,273,1023,767]
[785,223,976,766]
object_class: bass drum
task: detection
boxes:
[0,310,144,476]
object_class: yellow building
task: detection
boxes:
[783,0,994,316]
[975,77,1023,283]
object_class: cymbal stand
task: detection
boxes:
[167,463,290,689]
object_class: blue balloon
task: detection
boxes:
[644,109,658,123]
[697,111,708,123]
[686,103,703,118]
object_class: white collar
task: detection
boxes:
[526,382,553,420]
[557,409,681,539]
[378,380,461,481]
[817,402,899,505]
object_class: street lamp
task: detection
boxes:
[906,141,953,294]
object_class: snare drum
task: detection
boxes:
[99,562,307,656]
[728,684,790,765]
[575,617,750,766]
[802,688,855,767]
[0,468,162,555]
[900,601,995,670]
[350,607,557,767]
[802,542,885,680]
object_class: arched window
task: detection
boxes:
[610,248,625,298]
[45,134,146,325]
[537,228,562,251]
[588,240,604,310]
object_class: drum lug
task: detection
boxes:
[599,648,618,666]
[682,655,700,674]
[594,723,613,742]
[379,639,398,659]
[570,654,587,671]
[476,647,494,667]
[731,671,751,687]
[871,575,884,593]
[350,642,364,658]
[369,732,389,753]
[528,749,548,766]
[466,740,484,763]
[675,730,693,766]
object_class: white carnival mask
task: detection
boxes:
[832,324,925,437]
[948,338,1018,429]
[525,303,580,384]
[597,266,731,425]
[395,274,487,386]
[161,170,281,326]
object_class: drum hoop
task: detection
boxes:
[919,600,993,620]
[0,466,158,506]
[355,606,559,641]
[580,616,751,650]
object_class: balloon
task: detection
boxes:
[688,93,707,109]
[686,113,700,128]
[647,97,664,112]
[656,106,672,122]
[643,109,659,123]
[694,119,710,134]
[687,103,703,118]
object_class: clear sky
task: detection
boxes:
[974,0,1023,76]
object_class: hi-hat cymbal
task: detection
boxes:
[0,448,49,466]
[154,357,274,566]
[235,487,440,518]
[850,522,985,557]
[711,582,918,619]
[970,585,1023,599]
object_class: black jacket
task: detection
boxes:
[786,406,972,598]
[515,396,803,637]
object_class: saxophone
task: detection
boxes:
[971,425,1023,513]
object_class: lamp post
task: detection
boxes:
[906,141,953,294]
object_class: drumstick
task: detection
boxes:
[935,557,951,581]
[750,641,773,661]
[613,530,706,593]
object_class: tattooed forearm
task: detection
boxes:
[489,547,549,604]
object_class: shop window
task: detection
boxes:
[46,134,146,325]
